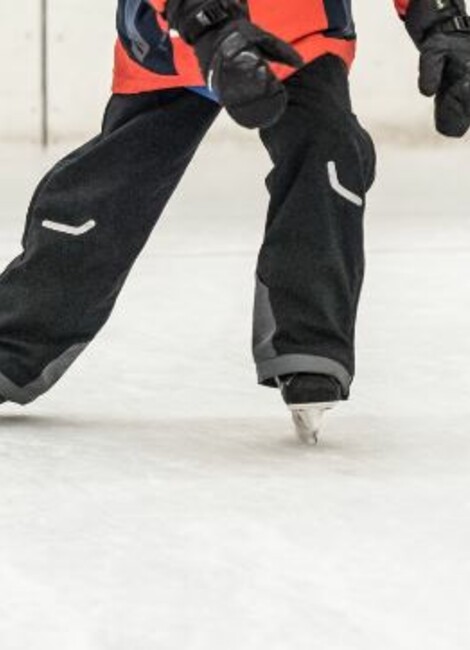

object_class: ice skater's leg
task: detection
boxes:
[0,89,220,404]
[254,55,376,399]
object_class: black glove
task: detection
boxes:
[405,0,470,137]
[165,0,303,129]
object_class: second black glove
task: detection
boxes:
[406,0,470,137]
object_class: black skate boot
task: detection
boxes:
[277,374,342,445]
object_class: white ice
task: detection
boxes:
[0,135,470,650]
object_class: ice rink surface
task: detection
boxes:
[0,134,470,649]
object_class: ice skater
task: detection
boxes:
[0,0,469,443]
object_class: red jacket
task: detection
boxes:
[113,0,412,94]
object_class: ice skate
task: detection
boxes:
[277,374,342,445]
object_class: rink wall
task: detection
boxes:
[0,1,437,144]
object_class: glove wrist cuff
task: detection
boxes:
[437,14,470,34]
[167,0,245,45]
[405,0,468,46]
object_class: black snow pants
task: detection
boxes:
[0,55,375,405]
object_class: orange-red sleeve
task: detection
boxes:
[147,0,167,13]
[394,0,411,17]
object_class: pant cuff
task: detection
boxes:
[0,343,87,405]
[257,354,352,397]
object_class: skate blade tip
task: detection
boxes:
[298,435,319,446]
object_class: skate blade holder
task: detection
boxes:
[288,402,338,445]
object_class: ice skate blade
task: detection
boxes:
[288,402,338,446]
